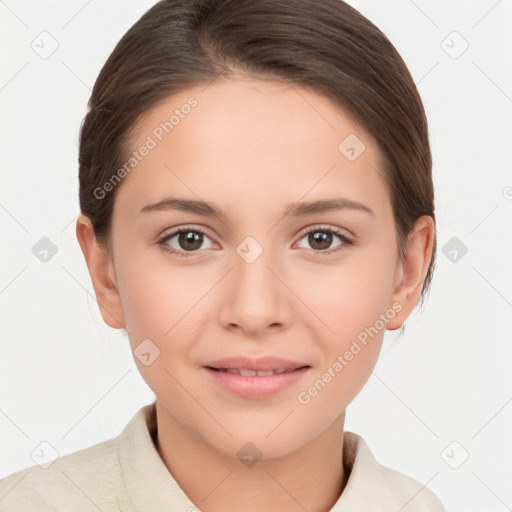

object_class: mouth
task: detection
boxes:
[202,365,311,399]
[205,366,310,376]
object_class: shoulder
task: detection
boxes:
[376,462,446,512]
[339,432,446,512]
[0,435,123,512]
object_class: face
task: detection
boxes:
[83,76,419,459]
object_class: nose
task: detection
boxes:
[217,246,292,336]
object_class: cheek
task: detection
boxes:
[293,252,396,336]
[296,278,387,417]
[291,243,395,385]
[116,246,195,332]
[296,337,382,430]
[115,251,208,379]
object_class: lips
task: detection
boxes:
[203,362,311,398]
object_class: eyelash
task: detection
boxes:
[157,224,355,258]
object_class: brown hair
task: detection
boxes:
[78,0,436,326]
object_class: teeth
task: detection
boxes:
[220,368,297,376]
[239,369,258,376]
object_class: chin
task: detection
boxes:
[207,428,309,462]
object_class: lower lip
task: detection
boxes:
[202,366,310,399]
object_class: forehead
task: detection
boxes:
[115,77,391,222]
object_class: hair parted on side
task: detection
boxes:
[78,0,436,318]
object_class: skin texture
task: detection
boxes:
[76,76,435,512]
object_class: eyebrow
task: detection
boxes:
[139,195,374,219]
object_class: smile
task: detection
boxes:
[203,366,310,399]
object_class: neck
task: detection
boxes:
[153,400,349,512]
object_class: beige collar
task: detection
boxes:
[117,402,443,511]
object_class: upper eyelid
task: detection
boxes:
[160,224,215,241]
[297,224,353,239]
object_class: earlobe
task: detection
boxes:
[75,214,126,329]
[386,215,435,330]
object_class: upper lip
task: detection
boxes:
[204,356,310,372]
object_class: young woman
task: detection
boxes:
[0,0,444,510]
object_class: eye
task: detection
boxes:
[157,224,355,259]
[157,226,217,258]
[295,225,354,256]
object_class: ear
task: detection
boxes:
[75,213,126,329]
[386,215,435,331]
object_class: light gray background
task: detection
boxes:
[1,1,511,511]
